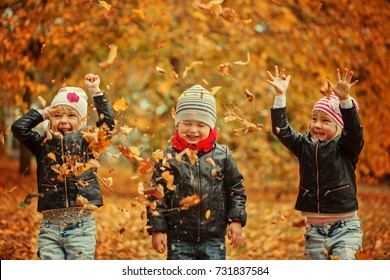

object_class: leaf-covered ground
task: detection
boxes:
[0,154,389,260]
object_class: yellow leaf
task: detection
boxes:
[113,97,128,112]
[210,86,222,96]
[205,210,211,219]
[98,0,111,11]
[132,9,145,19]
[47,152,56,161]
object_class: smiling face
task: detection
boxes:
[309,110,341,142]
[50,105,82,135]
[177,120,211,144]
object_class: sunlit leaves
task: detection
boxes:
[98,0,112,11]
[112,97,129,112]
[99,44,118,71]
[82,125,113,158]
[117,145,143,163]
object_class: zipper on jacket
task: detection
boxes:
[323,185,350,196]
[299,186,309,197]
[196,160,201,242]
[61,139,69,208]
[315,142,320,213]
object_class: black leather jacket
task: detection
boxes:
[11,94,115,212]
[147,144,247,243]
[271,104,364,213]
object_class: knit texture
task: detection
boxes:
[51,87,88,119]
[175,84,217,129]
[312,93,359,128]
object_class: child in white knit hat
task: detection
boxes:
[146,84,247,260]
[268,66,364,259]
[12,73,116,259]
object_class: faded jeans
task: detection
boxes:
[304,217,363,260]
[37,216,96,260]
[167,237,226,260]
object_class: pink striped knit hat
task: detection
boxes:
[312,93,359,128]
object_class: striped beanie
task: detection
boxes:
[51,87,88,120]
[174,84,217,129]
[313,93,359,128]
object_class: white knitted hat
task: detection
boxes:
[174,85,217,128]
[51,87,88,119]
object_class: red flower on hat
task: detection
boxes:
[67,92,79,103]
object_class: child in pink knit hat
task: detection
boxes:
[12,73,116,260]
[268,66,364,260]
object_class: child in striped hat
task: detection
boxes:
[146,84,247,260]
[268,66,364,260]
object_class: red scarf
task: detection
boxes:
[171,127,217,155]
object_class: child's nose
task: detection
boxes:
[60,115,69,122]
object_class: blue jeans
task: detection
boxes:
[304,217,363,260]
[37,216,96,260]
[167,237,226,260]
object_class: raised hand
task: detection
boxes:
[267,65,291,96]
[330,68,358,100]
[84,73,102,96]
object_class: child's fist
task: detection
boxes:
[84,73,101,96]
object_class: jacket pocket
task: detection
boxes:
[323,184,350,197]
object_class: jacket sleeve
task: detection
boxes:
[93,93,116,130]
[340,103,364,162]
[271,107,306,158]
[223,147,247,227]
[146,161,168,234]
[11,109,45,156]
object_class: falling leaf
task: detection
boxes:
[205,209,211,219]
[206,157,216,167]
[139,158,153,174]
[82,125,112,158]
[40,44,46,53]
[152,149,164,162]
[37,96,47,107]
[198,0,224,17]
[132,8,145,19]
[182,61,203,79]
[99,44,118,71]
[179,194,201,208]
[144,184,165,199]
[210,86,222,96]
[155,66,166,74]
[176,148,198,165]
[113,97,128,112]
[117,145,143,162]
[172,71,179,79]
[220,7,238,23]
[98,0,111,11]
[218,63,231,76]
[234,52,250,65]
[161,171,175,191]
[47,152,56,161]
[119,125,134,137]
[292,218,306,228]
[0,132,4,146]
[244,89,254,102]
[171,107,176,119]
